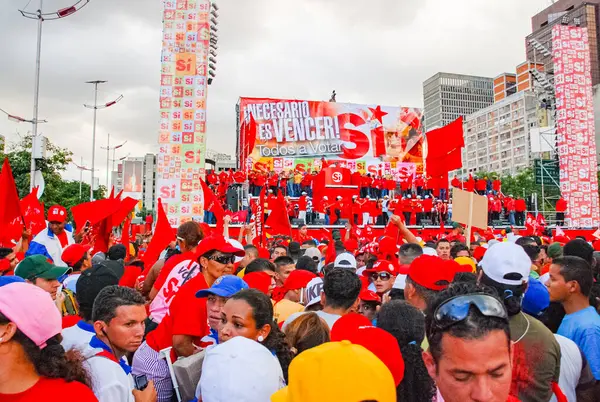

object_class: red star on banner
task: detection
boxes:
[369,105,388,123]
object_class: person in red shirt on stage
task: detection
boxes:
[361,174,373,198]
[464,175,475,192]
[298,192,308,223]
[504,195,515,226]
[145,213,153,234]
[515,197,527,226]
[206,170,218,186]
[318,196,330,225]
[385,176,396,198]
[414,175,424,197]
[492,177,502,194]
[279,172,289,197]
[491,197,503,224]
[451,176,461,189]
[351,195,361,225]
[268,173,279,194]
[556,196,567,227]
[400,177,411,197]
[233,169,246,184]
[254,172,267,196]
[423,196,433,222]
[300,172,312,196]
[475,177,487,195]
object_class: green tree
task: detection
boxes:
[0,134,106,215]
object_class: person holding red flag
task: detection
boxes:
[26,205,75,267]
[206,170,218,186]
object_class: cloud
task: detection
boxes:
[0,0,550,183]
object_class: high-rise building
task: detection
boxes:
[460,91,541,177]
[423,73,494,132]
[528,0,600,85]
[112,153,157,212]
[493,73,517,102]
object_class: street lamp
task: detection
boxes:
[84,81,123,201]
[18,0,91,192]
[100,133,127,191]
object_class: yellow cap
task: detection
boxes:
[271,341,396,402]
[454,256,476,273]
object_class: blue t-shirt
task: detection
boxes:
[557,306,600,380]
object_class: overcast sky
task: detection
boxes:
[0,0,550,182]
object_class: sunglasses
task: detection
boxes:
[208,254,236,265]
[429,294,508,338]
[369,272,392,281]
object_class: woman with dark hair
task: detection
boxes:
[220,288,294,381]
[377,300,435,402]
[0,282,97,401]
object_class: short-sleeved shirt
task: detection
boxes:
[558,306,600,380]
[146,273,209,356]
[0,377,98,402]
[509,313,561,402]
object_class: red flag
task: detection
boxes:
[109,187,115,199]
[0,158,24,247]
[426,147,462,177]
[525,213,537,236]
[20,188,46,237]
[71,198,121,231]
[255,187,266,246]
[265,193,292,237]
[240,114,257,167]
[200,178,225,235]
[110,197,139,228]
[121,217,131,261]
[536,214,546,234]
[141,198,175,275]
[115,189,123,200]
[426,117,464,159]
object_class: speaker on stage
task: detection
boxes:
[226,187,239,212]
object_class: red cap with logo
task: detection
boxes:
[359,289,381,303]
[47,205,67,223]
[364,260,396,276]
[407,255,454,291]
[283,270,317,292]
[243,271,272,295]
[195,236,245,259]
[61,244,91,268]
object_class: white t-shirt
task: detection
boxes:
[550,334,582,402]
[80,342,135,402]
[61,321,96,352]
[282,310,341,331]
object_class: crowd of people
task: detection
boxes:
[206,168,568,227]
[1,201,600,402]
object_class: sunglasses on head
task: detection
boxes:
[208,254,236,265]
[369,272,392,281]
[429,294,508,338]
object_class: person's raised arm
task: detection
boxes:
[390,215,418,244]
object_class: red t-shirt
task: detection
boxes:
[146,273,209,354]
[0,377,98,402]
[298,196,307,211]
[56,231,69,249]
[153,252,197,291]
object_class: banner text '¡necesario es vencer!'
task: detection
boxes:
[244,101,341,143]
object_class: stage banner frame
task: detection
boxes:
[237,97,424,177]
[552,25,600,227]
[156,0,211,227]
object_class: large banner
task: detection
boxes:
[156,0,211,226]
[552,25,600,227]
[238,97,423,176]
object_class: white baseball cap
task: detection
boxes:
[334,252,357,270]
[304,277,324,308]
[198,336,285,402]
[479,242,531,286]
[304,247,322,262]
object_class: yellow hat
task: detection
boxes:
[454,256,476,273]
[271,341,396,402]
[273,299,304,324]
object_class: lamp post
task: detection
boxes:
[18,0,91,191]
[73,158,95,201]
[100,133,127,191]
[84,81,123,201]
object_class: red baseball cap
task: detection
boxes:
[364,260,396,276]
[283,270,316,292]
[61,244,91,268]
[195,236,245,259]
[407,255,454,291]
[343,239,358,253]
[47,205,67,223]
[330,313,372,341]
[331,321,405,387]
[359,289,381,303]
[378,237,399,255]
